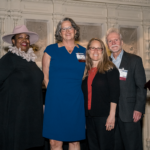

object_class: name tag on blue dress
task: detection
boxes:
[76,53,85,62]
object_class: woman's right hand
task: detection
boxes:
[105,114,115,131]
[105,102,117,131]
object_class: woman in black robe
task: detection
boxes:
[0,25,44,150]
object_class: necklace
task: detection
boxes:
[59,42,77,53]
[68,50,73,53]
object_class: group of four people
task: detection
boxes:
[0,17,146,150]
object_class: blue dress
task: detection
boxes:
[43,43,86,141]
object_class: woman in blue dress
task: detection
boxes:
[42,17,86,150]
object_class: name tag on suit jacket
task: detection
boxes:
[119,68,128,81]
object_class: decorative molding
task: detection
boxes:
[10,11,22,19]
[52,13,63,20]
[143,21,150,26]
[106,3,119,9]
[23,4,50,12]
[25,19,49,68]
[143,26,150,68]
[21,0,52,3]
[0,17,5,34]
[117,5,141,11]
[22,2,53,13]
[63,13,107,20]
[78,0,150,7]
[52,13,63,42]
[142,6,150,11]
[12,0,150,7]
[52,0,67,4]
[22,11,52,16]
[9,10,22,28]
[21,2,53,15]
[0,17,5,58]
[64,1,106,8]
[107,0,149,2]
[117,10,142,20]
[64,7,106,17]
[13,18,18,28]
[0,9,8,18]
[115,17,142,23]
[107,18,118,28]
[146,138,150,149]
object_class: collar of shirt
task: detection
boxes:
[111,50,124,69]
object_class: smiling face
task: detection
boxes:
[12,33,30,52]
[60,21,76,42]
[107,32,123,54]
[88,40,103,66]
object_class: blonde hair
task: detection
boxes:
[83,38,115,79]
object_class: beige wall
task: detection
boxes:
[1,0,150,149]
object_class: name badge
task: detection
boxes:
[119,68,128,81]
[76,53,85,62]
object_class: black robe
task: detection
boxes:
[0,52,44,150]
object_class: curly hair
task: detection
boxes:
[83,38,115,79]
[55,17,80,42]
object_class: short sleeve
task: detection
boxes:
[44,44,57,57]
[78,44,86,54]
[0,53,15,86]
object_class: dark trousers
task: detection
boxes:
[114,117,143,150]
[86,116,115,150]
[26,146,44,150]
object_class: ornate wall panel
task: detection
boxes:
[77,24,101,48]
[120,27,138,54]
[21,1,53,15]
[26,19,48,68]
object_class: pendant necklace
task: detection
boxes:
[68,50,72,53]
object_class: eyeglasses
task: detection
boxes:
[61,26,74,32]
[89,47,103,51]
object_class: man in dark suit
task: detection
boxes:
[106,28,146,150]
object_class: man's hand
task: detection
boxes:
[133,110,142,122]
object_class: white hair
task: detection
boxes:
[105,28,122,44]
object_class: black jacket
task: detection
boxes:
[111,51,147,122]
[82,67,120,117]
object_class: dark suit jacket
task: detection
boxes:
[111,51,146,122]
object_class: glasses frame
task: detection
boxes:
[61,26,74,32]
[89,47,103,52]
